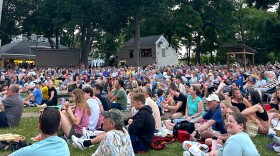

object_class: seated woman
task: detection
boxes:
[241,90,270,134]
[231,88,251,112]
[254,73,267,89]
[255,71,278,96]
[37,80,58,107]
[243,76,256,91]
[210,112,259,156]
[60,88,91,139]
[205,101,240,146]
[269,87,280,112]
[266,88,280,135]
[164,85,203,131]
[162,83,187,119]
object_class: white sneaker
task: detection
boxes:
[82,127,96,139]
[71,135,87,150]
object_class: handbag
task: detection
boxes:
[177,130,190,143]
[173,121,195,138]
[246,120,258,137]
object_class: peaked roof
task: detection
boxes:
[0,39,69,56]
[124,35,163,47]
[224,44,257,54]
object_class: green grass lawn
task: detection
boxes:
[0,110,278,156]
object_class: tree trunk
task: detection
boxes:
[80,23,92,67]
[210,52,213,63]
[195,32,201,64]
[237,3,245,44]
[133,8,140,66]
[80,24,86,65]
[187,41,191,65]
[48,37,55,49]
[55,28,59,49]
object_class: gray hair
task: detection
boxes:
[10,84,19,93]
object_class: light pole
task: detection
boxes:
[0,0,3,68]
[0,0,3,26]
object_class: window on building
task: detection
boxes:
[129,50,134,58]
[140,48,152,57]
[162,48,166,57]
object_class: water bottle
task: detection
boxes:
[212,136,218,151]
[61,97,65,106]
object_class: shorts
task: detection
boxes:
[68,126,82,139]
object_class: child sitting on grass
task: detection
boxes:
[156,89,165,116]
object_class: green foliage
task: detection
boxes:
[0,0,280,65]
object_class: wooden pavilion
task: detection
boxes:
[224,44,257,69]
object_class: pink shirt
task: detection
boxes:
[74,107,89,134]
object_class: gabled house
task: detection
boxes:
[117,35,178,67]
[0,34,80,68]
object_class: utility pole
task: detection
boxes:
[0,0,3,25]
[0,0,3,68]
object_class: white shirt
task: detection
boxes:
[210,76,221,87]
[87,98,100,130]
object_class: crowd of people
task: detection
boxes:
[1,61,280,155]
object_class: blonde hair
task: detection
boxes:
[221,100,232,108]
[72,89,91,116]
[131,80,139,89]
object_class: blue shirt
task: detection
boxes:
[218,132,259,156]
[203,104,226,134]
[187,95,204,117]
[156,96,164,107]
[11,136,70,156]
[33,88,43,105]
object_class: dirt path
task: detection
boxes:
[21,110,171,119]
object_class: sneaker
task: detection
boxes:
[82,127,96,139]
[71,135,87,150]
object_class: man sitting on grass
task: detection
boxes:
[23,81,43,107]
[72,109,135,156]
[0,84,24,128]
[128,93,155,154]
[10,107,70,156]
[190,94,226,140]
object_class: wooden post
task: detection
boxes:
[243,47,246,70]
[227,53,230,65]
[252,54,255,65]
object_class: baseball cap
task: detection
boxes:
[102,109,124,129]
[205,94,220,102]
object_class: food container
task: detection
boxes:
[275,127,280,137]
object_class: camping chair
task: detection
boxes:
[262,87,276,103]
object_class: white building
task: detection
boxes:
[117,35,178,67]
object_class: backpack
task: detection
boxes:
[173,120,195,138]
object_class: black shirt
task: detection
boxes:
[48,87,58,102]
[95,93,111,111]
[173,93,187,113]
[256,104,269,121]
